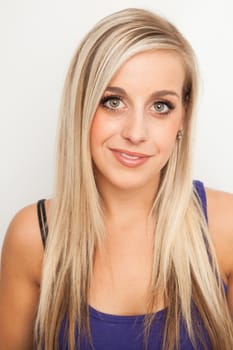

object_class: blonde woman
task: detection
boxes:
[0,8,233,350]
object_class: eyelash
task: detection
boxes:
[153,100,175,115]
[100,95,175,115]
[100,95,124,112]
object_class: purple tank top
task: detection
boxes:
[37,181,216,349]
[59,304,211,349]
[58,181,213,349]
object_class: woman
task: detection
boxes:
[0,8,233,350]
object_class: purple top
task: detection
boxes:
[58,304,210,349]
[37,181,218,349]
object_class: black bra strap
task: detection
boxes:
[37,199,48,248]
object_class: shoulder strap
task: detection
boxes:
[37,199,48,248]
[193,180,208,223]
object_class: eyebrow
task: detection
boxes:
[104,86,180,99]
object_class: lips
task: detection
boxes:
[109,148,152,167]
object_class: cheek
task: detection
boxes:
[90,113,101,150]
[151,123,179,152]
[90,111,113,159]
[90,111,109,150]
[90,110,121,149]
[90,116,101,166]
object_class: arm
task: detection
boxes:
[206,188,233,315]
[0,204,44,350]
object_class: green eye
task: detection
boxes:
[107,98,121,108]
[101,95,124,110]
[153,102,169,113]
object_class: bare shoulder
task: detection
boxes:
[206,188,233,312]
[0,201,50,349]
[206,187,233,220]
[1,202,45,284]
[206,187,233,278]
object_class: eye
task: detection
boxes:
[100,96,125,110]
[152,101,174,115]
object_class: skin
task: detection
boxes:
[0,51,233,349]
[91,51,184,198]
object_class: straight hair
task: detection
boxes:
[35,8,233,350]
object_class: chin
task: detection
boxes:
[99,172,158,192]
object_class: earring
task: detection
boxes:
[177,130,183,141]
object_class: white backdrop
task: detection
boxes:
[1,0,233,247]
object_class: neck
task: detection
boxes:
[97,177,160,226]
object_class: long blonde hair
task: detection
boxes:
[35,8,233,350]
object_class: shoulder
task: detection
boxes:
[1,200,50,285]
[0,202,50,348]
[206,187,233,218]
[205,187,233,280]
[206,187,233,247]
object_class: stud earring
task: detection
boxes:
[177,130,184,141]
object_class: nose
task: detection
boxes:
[121,111,148,144]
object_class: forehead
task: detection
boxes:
[108,50,186,95]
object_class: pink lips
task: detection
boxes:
[109,148,151,168]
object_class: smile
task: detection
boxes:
[109,148,151,168]
[119,152,140,160]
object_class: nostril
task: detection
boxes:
[122,122,147,144]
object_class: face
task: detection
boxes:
[90,50,185,192]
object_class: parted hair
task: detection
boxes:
[35,8,233,350]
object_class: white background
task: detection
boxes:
[1,0,233,248]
